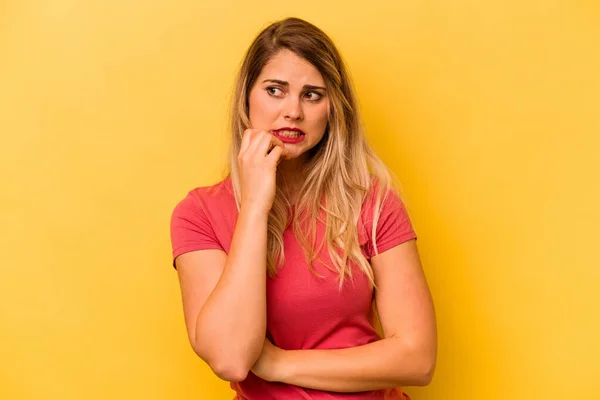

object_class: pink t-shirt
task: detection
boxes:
[170,177,417,400]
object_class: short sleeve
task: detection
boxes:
[170,192,224,268]
[363,189,417,259]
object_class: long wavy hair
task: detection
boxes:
[227,17,398,288]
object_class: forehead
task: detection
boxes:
[258,50,325,85]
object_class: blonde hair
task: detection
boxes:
[227,17,397,288]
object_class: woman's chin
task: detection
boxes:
[280,149,296,161]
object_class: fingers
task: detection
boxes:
[265,144,284,166]
[251,131,274,155]
[240,129,289,160]
[269,136,287,155]
[265,135,290,160]
[239,128,259,154]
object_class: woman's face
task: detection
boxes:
[248,50,330,162]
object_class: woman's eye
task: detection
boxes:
[305,91,323,101]
[266,87,283,96]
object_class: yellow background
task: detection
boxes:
[1,1,599,399]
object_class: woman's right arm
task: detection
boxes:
[175,129,287,382]
[176,206,268,382]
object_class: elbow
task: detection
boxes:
[411,353,436,386]
[414,361,435,386]
[191,342,251,383]
[394,340,436,386]
[398,359,434,387]
[210,361,250,383]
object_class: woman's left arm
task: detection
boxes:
[252,239,437,392]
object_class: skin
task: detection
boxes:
[247,49,330,201]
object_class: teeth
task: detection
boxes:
[277,130,302,138]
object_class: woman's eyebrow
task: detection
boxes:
[262,79,326,91]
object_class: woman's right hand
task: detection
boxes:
[237,129,289,215]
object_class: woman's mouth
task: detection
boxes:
[272,128,305,143]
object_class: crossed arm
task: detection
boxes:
[176,208,436,391]
[251,239,438,392]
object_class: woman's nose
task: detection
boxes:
[283,97,304,121]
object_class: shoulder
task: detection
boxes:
[186,176,235,204]
[358,176,416,256]
[360,176,405,219]
[170,177,237,258]
[170,178,235,264]
[173,177,236,215]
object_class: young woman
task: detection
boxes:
[170,17,437,399]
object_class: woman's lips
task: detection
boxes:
[272,128,305,144]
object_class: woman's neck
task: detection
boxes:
[278,158,305,206]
